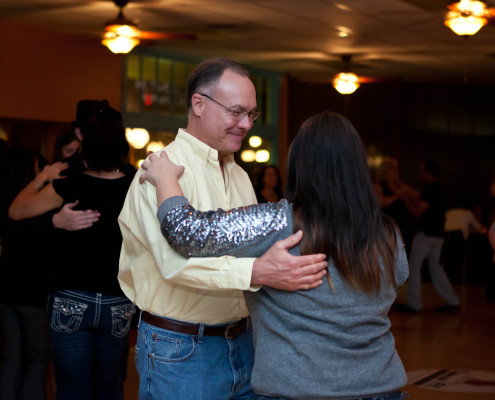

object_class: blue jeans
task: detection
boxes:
[0,303,51,400]
[47,290,136,400]
[135,313,255,400]
[257,391,408,400]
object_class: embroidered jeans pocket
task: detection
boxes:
[50,297,88,333]
[111,303,136,338]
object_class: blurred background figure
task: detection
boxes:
[57,100,110,177]
[445,195,485,240]
[8,106,136,400]
[71,100,109,141]
[374,157,413,254]
[50,100,124,232]
[395,159,460,313]
[255,165,283,203]
[0,138,9,256]
[443,195,485,284]
[0,146,59,400]
[487,221,495,302]
[487,174,495,230]
[483,173,495,303]
[52,125,80,163]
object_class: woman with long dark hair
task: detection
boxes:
[52,126,80,163]
[255,165,283,203]
[140,111,409,400]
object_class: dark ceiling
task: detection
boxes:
[2,0,495,85]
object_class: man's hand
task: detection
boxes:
[251,230,327,291]
[52,201,100,231]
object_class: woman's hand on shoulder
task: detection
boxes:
[40,161,68,182]
[139,150,185,186]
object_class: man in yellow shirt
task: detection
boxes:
[118,57,327,399]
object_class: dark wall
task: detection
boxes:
[287,77,495,224]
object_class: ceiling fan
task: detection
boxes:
[332,55,361,94]
[329,55,400,94]
[102,0,197,54]
[388,1,495,35]
[444,0,495,35]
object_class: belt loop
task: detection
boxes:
[198,323,204,344]
[138,310,143,328]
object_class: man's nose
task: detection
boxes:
[237,115,253,130]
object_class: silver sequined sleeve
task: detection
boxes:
[157,196,292,258]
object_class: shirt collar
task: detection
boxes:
[176,128,236,172]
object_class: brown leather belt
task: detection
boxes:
[141,311,248,339]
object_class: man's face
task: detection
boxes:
[197,69,257,158]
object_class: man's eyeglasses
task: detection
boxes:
[199,93,260,123]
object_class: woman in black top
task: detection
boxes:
[9,107,135,400]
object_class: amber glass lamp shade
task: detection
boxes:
[101,13,141,53]
[445,0,489,35]
[333,72,360,94]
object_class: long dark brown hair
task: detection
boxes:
[284,111,398,293]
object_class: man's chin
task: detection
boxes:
[228,142,244,154]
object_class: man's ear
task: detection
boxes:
[191,93,205,117]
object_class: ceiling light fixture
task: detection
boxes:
[102,0,140,53]
[333,72,360,94]
[445,0,489,36]
[336,25,352,38]
[332,55,360,94]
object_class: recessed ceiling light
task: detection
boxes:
[335,3,352,11]
[336,25,351,38]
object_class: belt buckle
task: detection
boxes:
[225,321,240,339]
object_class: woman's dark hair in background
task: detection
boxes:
[284,111,397,293]
[80,106,129,172]
[53,125,79,162]
[255,165,283,200]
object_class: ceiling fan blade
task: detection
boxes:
[486,7,495,23]
[359,76,401,84]
[139,31,197,41]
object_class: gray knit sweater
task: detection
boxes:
[158,197,408,399]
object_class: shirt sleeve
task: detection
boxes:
[157,196,292,258]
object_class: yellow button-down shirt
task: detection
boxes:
[118,129,257,324]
